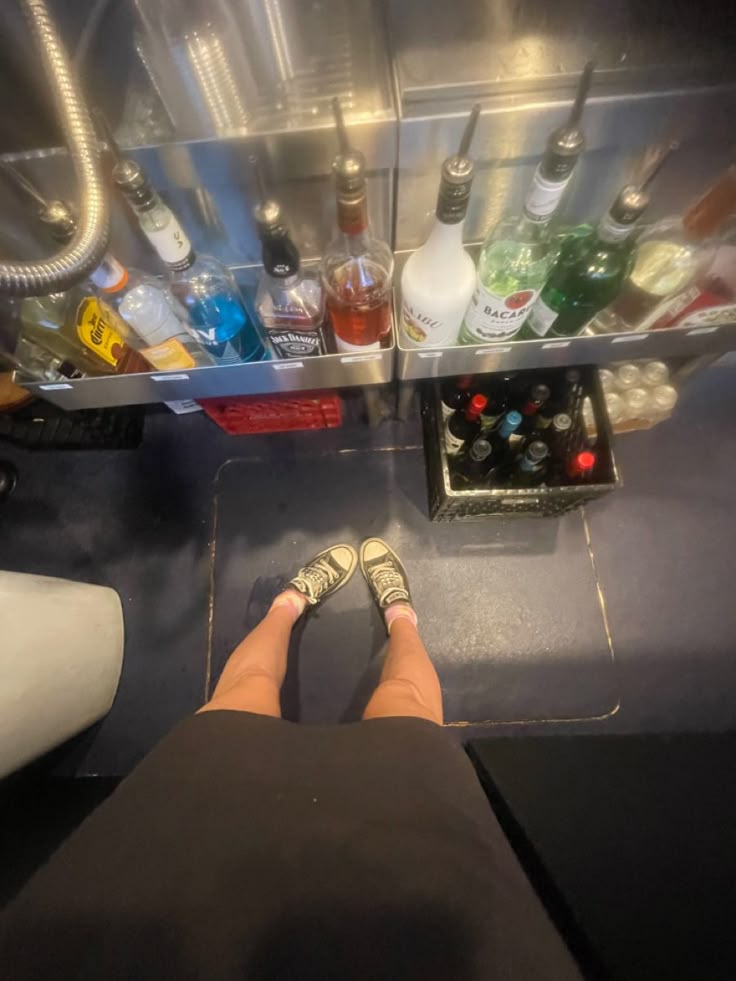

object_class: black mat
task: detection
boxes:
[469,733,736,981]
[211,448,617,725]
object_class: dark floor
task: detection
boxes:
[1,363,735,776]
[469,733,736,981]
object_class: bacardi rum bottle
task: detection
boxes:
[459,62,594,344]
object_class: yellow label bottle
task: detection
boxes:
[75,297,151,374]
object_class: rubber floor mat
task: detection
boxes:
[210,448,617,725]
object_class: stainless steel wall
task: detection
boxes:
[390,0,736,250]
[1,0,736,282]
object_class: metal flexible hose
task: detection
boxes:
[0,0,109,296]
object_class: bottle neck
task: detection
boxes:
[596,211,637,246]
[337,196,368,236]
[262,230,301,279]
[497,414,520,439]
[522,163,573,224]
[421,217,466,258]
[139,198,195,270]
[89,254,129,293]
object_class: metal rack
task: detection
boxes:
[19,330,396,410]
[396,322,736,381]
[5,0,736,409]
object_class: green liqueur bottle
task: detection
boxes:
[520,146,676,339]
[459,62,594,345]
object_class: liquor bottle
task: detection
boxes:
[90,255,214,371]
[519,151,672,340]
[445,393,487,456]
[39,199,211,373]
[401,104,480,348]
[547,411,573,447]
[645,221,736,332]
[440,376,474,418]
[459,62,594,344]
[566,450,596,482]
[0,299,87,382]
[112,160,266,365]
[321,99,394,352]
[0,169,152,378]
[486,409,522,464]
[517,382,551,433]
[252,167,327,359]
[586,167,736,335]
[451,437,495,487]
[508,440,550,487]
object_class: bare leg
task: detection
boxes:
[363,607,443,725]
[199,601,300,718]
[199,544,358,718]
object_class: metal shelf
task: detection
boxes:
[20,333,396,411]
[396,322,736,381]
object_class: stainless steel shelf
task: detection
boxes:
[20,336,395,411]
[396,322,736,381]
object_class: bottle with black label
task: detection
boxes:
[253,167,327,359]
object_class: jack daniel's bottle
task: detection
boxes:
[253,176,327,359]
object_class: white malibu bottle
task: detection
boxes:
[401,105,480,349]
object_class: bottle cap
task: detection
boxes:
[505,410,522,428]
[112,158,157,209]
[642,360,670,386]
[530,383,551,403]
[468,393,488,415]
[652,384,678,412]
[615,363,641,388]
[469,438,492,462]
[436,104,481,224]
[540,61,594,180]
[576,451,596,471]
[331,97,366,199]
[526,440,550,463]
[552,412,572,431]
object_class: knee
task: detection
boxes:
[365,678,443,725]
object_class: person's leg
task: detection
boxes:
[360,539,443,725]
[200,544,358,717]
[199,596,303,717]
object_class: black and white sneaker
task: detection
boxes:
[288,544,357,606]
[359,538,412,610]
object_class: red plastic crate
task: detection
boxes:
[199,390,342,435]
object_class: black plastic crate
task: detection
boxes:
[421,365,619,520]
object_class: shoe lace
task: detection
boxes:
[297,557,340,594]
[372,559,405,595]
